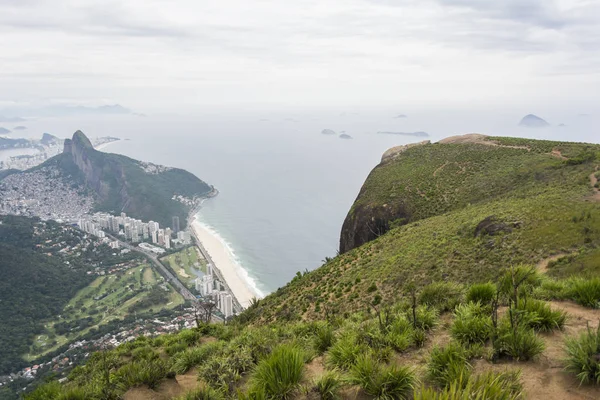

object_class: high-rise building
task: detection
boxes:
[199,275,214,297]
[217,291,234,318]
[172,216,180,233]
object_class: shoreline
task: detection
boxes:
[190,217,261,310]
[95,140,120,151]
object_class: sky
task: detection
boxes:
[0,0,599,114]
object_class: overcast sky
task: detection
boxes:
[1,0,599,113]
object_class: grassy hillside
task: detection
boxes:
[340,135,599,252]
[245,135,600,322]
[27,271,600,399]
[24,135,600,400]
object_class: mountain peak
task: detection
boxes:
[64,130,94,153]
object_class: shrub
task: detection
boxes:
[198,346,254,393]
[466,283,496,305]
[131,345,159,361]
[25,382,61,400]
[412,329,427,348]
[565,323,600,384]
[178,329,202,345]
[177,386,225,400]
[312,371,344,400]
[326,333,365,370]
[165,341,188,356]
[250,345,305,399]
[495,322,544,361]
[414,370,522,399]
[516,299,566,332]
[314,324,336,354]
[451,302,493,345]
[567,278,600,308]
[228,327,278,363]
[499,265,542,299]
[532,279,569,301]
[171,342,224,374]
[408,305,439,331]
[385,330,413,352]
[419,282,464,312]
[348,353,414,400]
[427,343,472,388]
[115,359,167,390]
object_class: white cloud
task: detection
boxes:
[0,0,598,112]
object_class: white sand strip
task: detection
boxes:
[191,219,258,308]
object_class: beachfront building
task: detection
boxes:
[217,291,234,318]
[198,275,214,297]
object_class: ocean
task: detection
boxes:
[8,110,598,296]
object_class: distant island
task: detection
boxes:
[339,133,353,139]
[394,114,408,118]
[321,129,336,135]
[377,131,429,137]
[518,114,550,128]
[0,127,10,135]
[13,126,26,130]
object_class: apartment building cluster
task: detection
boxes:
[195,265,234,318]
[77,212,192,249]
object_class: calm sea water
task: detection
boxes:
[9,111,598,295]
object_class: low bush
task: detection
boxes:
[516,299,566,332]
[567,278,600,308]
[565,323,600,384]
[131,345,159,362]
[495,322,544,361]
[466,283,496,305]
[408,305,439,331]
[499,265,542,299]
[532,279,569,301]
[312,371,344,400]
[165,341,188,356]
[326,333,365,370]
[348,353,414,400]
[427,343,472,388]
[171,342,224,374]
[419,282,464,312]
[385,330,413,352]
[114,359,167,390]
[25,382,62,400]
[451,302,493,345]
[314,324,336,354]
[250,345,305,399]
[414,370,522,399]
[177,386,225,400]
[198,346,254,393]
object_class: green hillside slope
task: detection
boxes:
[22,135,600,400]
[251,135,600,322]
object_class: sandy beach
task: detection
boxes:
[191,218,258,308]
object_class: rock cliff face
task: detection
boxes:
[53,130,212,228]
[339,141,431,253]
[63,131,126,207]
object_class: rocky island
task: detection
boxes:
[519,114,550,127]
